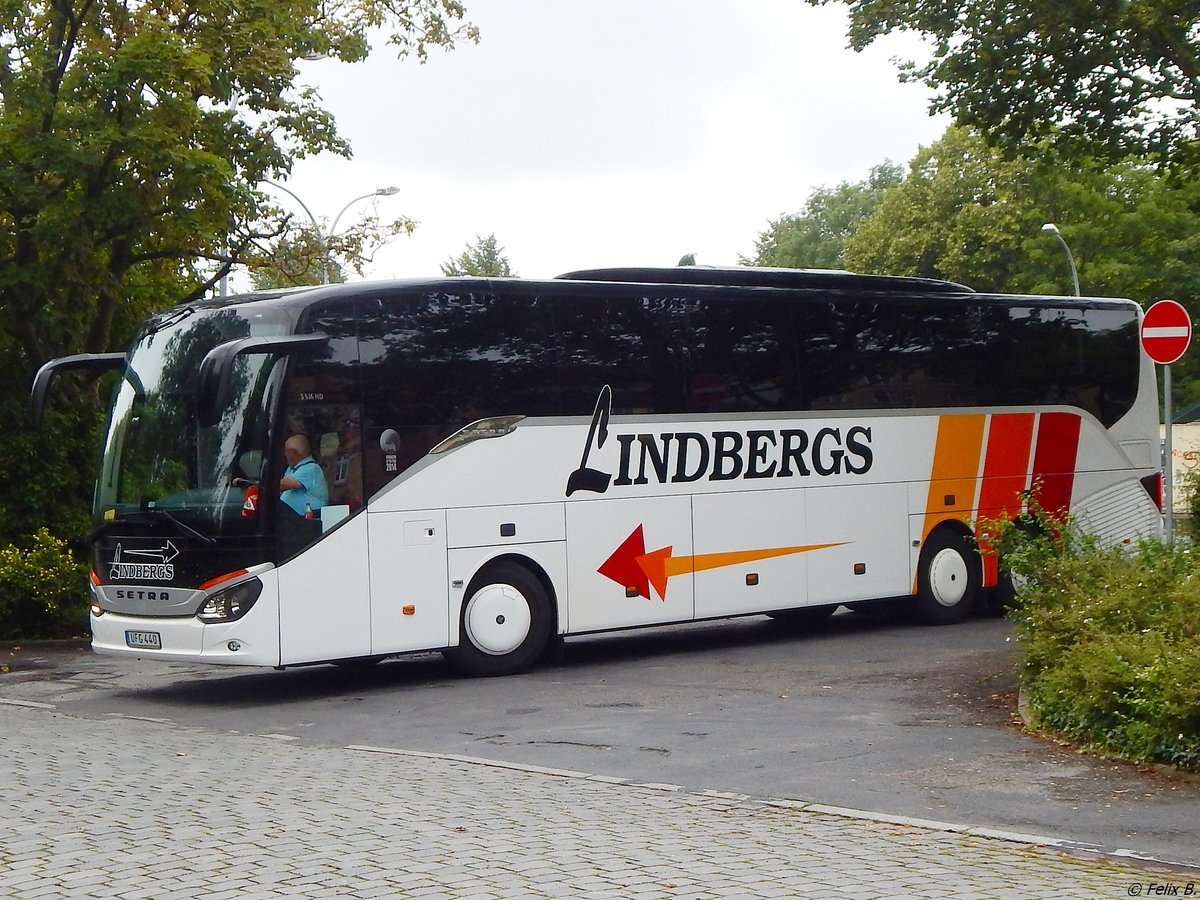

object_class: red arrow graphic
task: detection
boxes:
[598,525,847,601]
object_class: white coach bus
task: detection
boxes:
[32,267,1163,675]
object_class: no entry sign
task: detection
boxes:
[1141,300,1192,365]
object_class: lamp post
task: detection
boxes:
[1040,223,1080,297]
[218,89,246,298]
[265,182,400,284]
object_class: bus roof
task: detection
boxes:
[555,266,975,294]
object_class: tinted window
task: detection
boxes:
[686,294,800,413]
[353,284,1140,503]
[546,285,691,416]
[357,287,559,496]
[278,302,363,555]
[798,294,1138,425]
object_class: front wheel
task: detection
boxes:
[913,529,980,625]
[445,562,552,677]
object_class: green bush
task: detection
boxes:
[0,527,89,639]
[988,512,1200,772]
[1182,466,1200,542]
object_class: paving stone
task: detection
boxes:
[0,705,1190,899]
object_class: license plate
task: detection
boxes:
[125,630,162,649]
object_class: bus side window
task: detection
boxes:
[550,288,691,416]
[686,295,798,413]
[358,287,561,497]
[280,304,362,542]
[322,420,364,511]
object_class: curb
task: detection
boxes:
[1018,686,1200,787]
[348,742,1200,875]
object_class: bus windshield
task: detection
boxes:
[94,304,291,535]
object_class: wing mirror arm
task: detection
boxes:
[196,333,330,427]
[30,353,127,428]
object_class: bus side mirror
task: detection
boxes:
[196,333,330,427]
[30,352,127,428]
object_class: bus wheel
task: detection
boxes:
[446,562,552,677]
[914,529,979,626]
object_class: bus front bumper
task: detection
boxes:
[90,610,280,667]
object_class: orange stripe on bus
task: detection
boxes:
[921,414,986,544]
[635,543,848,601]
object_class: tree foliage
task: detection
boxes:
[744,162,902,269]
[811,0,1200,169]
[441,233,516,277]
[0,0,476,548]
[844,128,1200,300]
[843,127,1200,404]
[249,213,415,288]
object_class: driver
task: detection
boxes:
[279,434,328,517]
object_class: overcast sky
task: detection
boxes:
[265,0,949,283]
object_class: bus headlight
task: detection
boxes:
[197,578,262,623]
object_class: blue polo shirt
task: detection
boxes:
[281,456,329,516]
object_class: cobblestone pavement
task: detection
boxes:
[1,703,1195,899]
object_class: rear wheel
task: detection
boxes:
[445,562,552,677]
[913,529,980,625]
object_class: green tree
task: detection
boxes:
[744,162,903,268]
[441,234,516,277]
[249,214,415,288]
[0,0,476,549]
[810,0,1200,169]
[251,227,344,289]
[844,126,1200,404]
[844,128,1200,299]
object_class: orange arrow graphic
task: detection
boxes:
[598,526,847,601]
[636,543,848,600]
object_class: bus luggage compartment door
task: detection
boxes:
[806,482,909,604]
[367,509,450,655]
[692,489,811,619]
[566,495,694,633]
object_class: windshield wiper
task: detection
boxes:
[144,306,196,337]
[96,508,217,545]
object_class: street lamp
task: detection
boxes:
[331,186,400,239]
[265,182,400,284]
[1040,223,1080,297]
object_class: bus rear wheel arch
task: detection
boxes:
[445,560,553,677]
[914,526,980,626]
